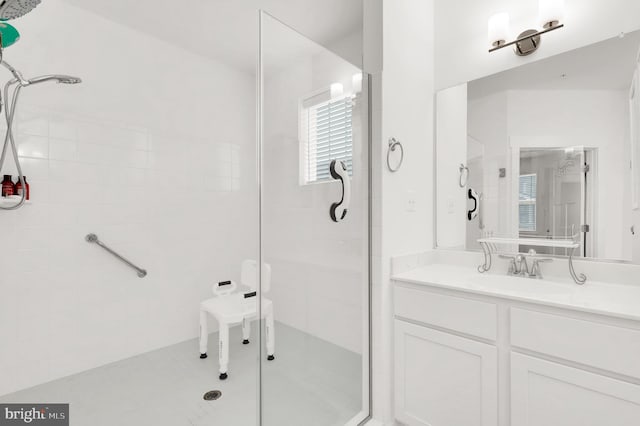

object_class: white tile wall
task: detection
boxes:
[0,1,257,395]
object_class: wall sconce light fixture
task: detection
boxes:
[488,0,564,56]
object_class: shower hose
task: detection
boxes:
[0,62,32,210]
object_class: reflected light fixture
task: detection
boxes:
[488,12,510,48]
[330,82,344,99]
[488,0,565,56]
[352,73,363,94]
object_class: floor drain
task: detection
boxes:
[203,390,222,401]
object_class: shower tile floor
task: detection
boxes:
[0,323,362,426]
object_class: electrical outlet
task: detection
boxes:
[447,197,455,214]
[406,190,417,212]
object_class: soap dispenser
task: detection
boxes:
[14,175,29,200]
[1,174,15,197]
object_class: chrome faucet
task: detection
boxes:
[515,254,529,276]
[499,250,553,279]
[529,257,553,279]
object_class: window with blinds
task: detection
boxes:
[300,94,353,184]
[519,174,537,232]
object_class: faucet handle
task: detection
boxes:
[499,254,517,275]
[498,255,517,263]
[530,257,553,279]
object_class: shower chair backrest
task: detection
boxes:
[241,259,271,293]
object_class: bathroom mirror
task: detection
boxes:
[436,29,640,263]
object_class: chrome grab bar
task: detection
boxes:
[85,233,147,278]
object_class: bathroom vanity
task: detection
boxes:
[415,18,640,426]
[392,262,640,426]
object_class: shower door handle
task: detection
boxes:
[329,159,350,222]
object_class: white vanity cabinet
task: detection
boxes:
[392,280,640,426]
[511,353,640,426]
[394,320,498,426]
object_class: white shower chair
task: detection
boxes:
[199,260,275,380]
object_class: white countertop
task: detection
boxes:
[392,264,640,322]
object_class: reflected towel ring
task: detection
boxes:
[387,137,404,172]
[459,163,469,187]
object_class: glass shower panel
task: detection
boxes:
[259,12,369,426]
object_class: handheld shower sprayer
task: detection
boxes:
[25,74,82,86]
[0,72,82,210]
[0,24,82,210]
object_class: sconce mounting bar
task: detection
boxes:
[489,23,564,53]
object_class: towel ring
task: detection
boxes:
[387,138,404,172]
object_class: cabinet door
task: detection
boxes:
[394,320,498,426]
[511,352,640,426]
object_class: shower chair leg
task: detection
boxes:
[199,309,208,359]
[218,323,229,380]
[266,309,275,361]
[242,317,250,344]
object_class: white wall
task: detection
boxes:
[372,0,434,424]
[436,84,467,249]
[0,1,257,396]
[435,0,640,90]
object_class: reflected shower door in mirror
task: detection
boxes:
[259,12,370,426]
[517,148,589,257]
[436,29,640,264]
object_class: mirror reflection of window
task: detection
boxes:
[519,174,537,232]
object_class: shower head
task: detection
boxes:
[0,0,42,21]
[27,74,82,85]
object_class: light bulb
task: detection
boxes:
[330,83,344,99]
[539,0,565,29]
[352,73,363,94]
[488,12,510,48]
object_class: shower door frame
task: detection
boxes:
[256,10,373,426]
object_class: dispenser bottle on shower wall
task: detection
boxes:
[15,175,28,200]
[1,174,15,196]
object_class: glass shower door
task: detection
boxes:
[258,12,370,426]
[519,147,587,257]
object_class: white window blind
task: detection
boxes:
[519,174,537,232]
[300,95,353,184]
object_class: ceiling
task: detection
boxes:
[469,29,640,99]
[63,0,363,72]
